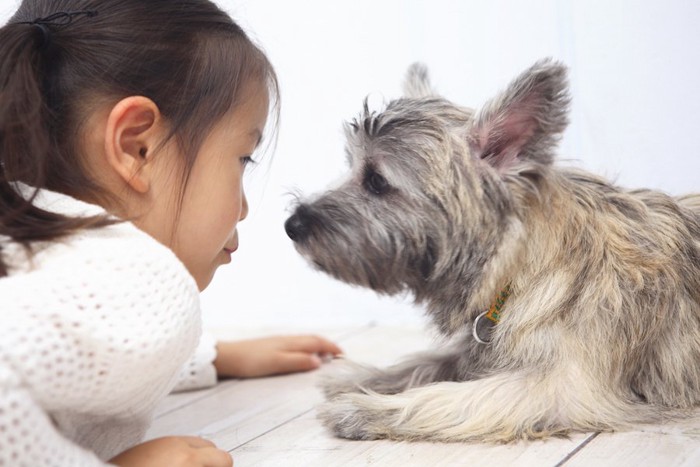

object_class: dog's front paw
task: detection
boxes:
[321,376,358,399]
[317,393,397,440]
[319,359,381,399]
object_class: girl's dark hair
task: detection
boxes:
[0,0,279,276]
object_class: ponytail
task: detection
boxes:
[0,23,113,277]
[0,0,279,277]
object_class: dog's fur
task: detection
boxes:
[284,59,700,442]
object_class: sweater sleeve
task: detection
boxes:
[0,366,114,467]
[0,219,203,461]
[171,331,218,393]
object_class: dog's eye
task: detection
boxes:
[364,170,390,195]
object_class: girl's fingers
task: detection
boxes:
[200,446,234,467]
[286,335,343,356]
[277,352,324,373]
[180,436,217,448]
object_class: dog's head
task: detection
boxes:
[286,59,570,304]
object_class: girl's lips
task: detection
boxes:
[221,246,236,264]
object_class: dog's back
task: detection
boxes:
[679,193,700,218]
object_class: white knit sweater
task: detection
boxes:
[0,188,218,466]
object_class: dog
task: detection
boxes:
[284,59,700,442]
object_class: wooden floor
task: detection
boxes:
[146,324,700,466]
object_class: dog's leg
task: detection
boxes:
[319,365,655,442]
[321,339,494,398]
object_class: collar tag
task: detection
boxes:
[473,311,495,344]
[472,284,512,345]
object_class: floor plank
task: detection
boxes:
[147,323,700,466]
[147,368,319,445]
[563,417,700,467]
[233,409,591,467]
[147,324,434,445]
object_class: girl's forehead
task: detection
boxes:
[230,84,270,125]
[213,85,270,140]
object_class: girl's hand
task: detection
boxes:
[109,436,232,467]
[214,335,343,378]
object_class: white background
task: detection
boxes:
[2,1,699,331]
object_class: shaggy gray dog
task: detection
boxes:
[284,59,700,442]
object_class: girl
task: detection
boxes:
[0,1,341,466]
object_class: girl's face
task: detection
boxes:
[145,83,269,290]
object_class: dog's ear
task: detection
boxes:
[403,63,437,98]
[467,59,569,172]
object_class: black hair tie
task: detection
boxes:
[28,23,51,49]
[18,10,98,49]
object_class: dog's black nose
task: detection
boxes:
[285,206,313,242]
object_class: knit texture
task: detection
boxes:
[0,187,217,465]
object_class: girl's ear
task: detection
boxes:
[467,59,570,172]
[103,96,162,193]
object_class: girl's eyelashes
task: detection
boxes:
[241,155,257,167]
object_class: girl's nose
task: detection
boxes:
[240,191,249,221]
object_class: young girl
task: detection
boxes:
[0,1,341,465]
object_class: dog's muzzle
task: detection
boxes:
[285,205,314,242]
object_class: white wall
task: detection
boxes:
[2,1,698,331]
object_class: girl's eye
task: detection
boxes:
[241,156,257,167]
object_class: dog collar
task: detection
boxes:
[472,283,512,344]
